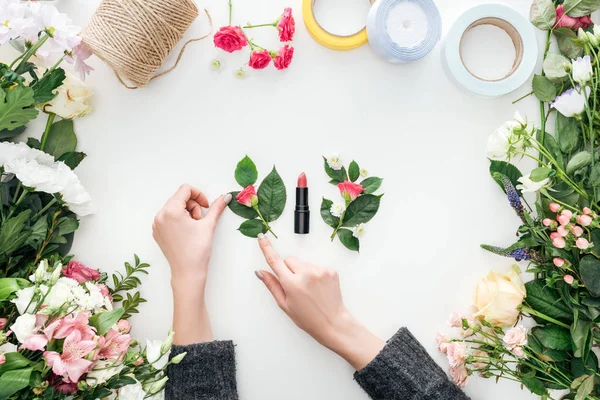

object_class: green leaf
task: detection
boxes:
[323,156,347,184]
[555,113,580,154]
[348,161,360,182]
[543,133,565,170]
[0,86,38,132]
[106,375,137,389]
[563,0,600,17]
[320,198,339,228]
[337,229,359,252]
[489,160,523,195]
[525,280,573,322]
[580,255,600,297]
[342,195,380,227]
[590,164,600,189]
[89,309,125,336]
[31,68,65,104]
[0,353,30,375]
[566,151,592,175]
[554,28,583,59]
[43,119,77,158]
[238,219,266,238]
[532,74,557,101]
[591,229,600,255]
[529,167,554,182]
[26,137,40,149]
[530,0,557,30]
[57,217,79,236]
[228,191,258,219]
[521,375,548,396]
[543,52,570,81]
[257,167,286,223]
[0,278,31,300]
[571,320,592,359]
[0,367,32,398]
[0,125,25,140]
[532,325,572,351]
[572,352,598,378]
[57,151,86,169]
[0,210,31,255]
[234,156,258,188]
[360,177,383,195]
[575,374,595,400]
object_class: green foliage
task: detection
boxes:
[0,85,38,132]
[525,280,574,322]
[532,325,572,351]
[0,367,33,398]
[533,74,557,101]
[530,0,557,30]
[238,219,266,238]
[320,198,339,228]
[43,119,77,158]
[323,156,347,184]
[234,155,258,187]
[110,255,149,318]
[562,0,600,17]
[360,177,383,194]
[57,151,86,169]
[348,161,360,182]
[337,229,359,252]
[580,256,600,297]
[555,113,580,154]
[228,191,259,219]
[0,277,30,299]
[31,68,65,104]
[342,195,381,227]
[257,167,287,223]
[89,309,125,336]
[489,160,523,195]
[543,53,571,81]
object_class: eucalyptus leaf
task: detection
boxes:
[563,0,600,17]
[543,53,571,81]
[532,74,557,101]
[580,255,600,297]
[348,161,360,182]
[44,119,77,158]
[530,0,557,30]
[234,156,258,187]
[320,198,339,228]
[555,112,580,154]
[566,151,592,175]
[360,177,383,195]
[238,219,266,238]
[337,229,359,252]
[554,28,583,59]
[228,191,258,219]
[342,195,380,227]
[257,167,286,222]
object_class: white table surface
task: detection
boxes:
[52,0,546,398]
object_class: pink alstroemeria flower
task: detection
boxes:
[43,330,96,383]
[95,328,132,361]
[47,313,95,341]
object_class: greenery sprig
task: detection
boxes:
[109,254,149,318]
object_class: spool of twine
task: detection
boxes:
[81,0,211,89]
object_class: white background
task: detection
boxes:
[45,0,548,398]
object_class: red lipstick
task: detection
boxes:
[295,172,310,234]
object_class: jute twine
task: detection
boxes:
[81,0,212,89]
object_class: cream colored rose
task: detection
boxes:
[43,73,92,119]
[473,265,526,327]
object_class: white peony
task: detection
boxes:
[146,340,170,370]
[572,55,593,85]
[10,314,36,343]
[551,86,590,118]
[86,360,124,386]
[118,380,147,400]
[43,73,92,119]
[327,153,343,171]
[516,174,550,193]
[11,286,37,315]
[353,223,366,239]
[0,342,18,354]
[330,203,345,218]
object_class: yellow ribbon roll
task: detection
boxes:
[302,0,369,51]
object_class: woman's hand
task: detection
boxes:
[255,234,385,371]
[153,185,231,345]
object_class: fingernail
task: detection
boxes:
[257,233,265,240]
[254,270,264,281]
[223,193,232,205]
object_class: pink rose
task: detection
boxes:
[213,26,248,53]
[277,8,295,42]
[248,50,272,70]
[555,5,593,30]
[577,214,593,226]
[273,45,294,70]
[503,325,527,351]
[338,181,364,202]
[62,261,100,283]
[0,353,5,365]
[117,319,131,334]
[446,341,467,367]
[564,275,575,285]
[449,365,468,388]
[577,237,590,249]
[436,331,450,354]
[447,312,464,328]
[0,318,6,330]
[549,203,561,212]
[236,186,258,207]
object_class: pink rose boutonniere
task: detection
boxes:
[321,155,384,252]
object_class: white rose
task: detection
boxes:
[10,314,36,343]
[11,286,37,315]
[86,360,124,386]
[486,120,527,161]
[516,174,550,193]
[119,380,146,400]
[146,340,170,370]
[551,86,590,118]
[0,342,18,354]
[43,73,92,119]
[326,153,343,171]
[572,55,593,85]
[473,265,526,327]
[330,203,345,218]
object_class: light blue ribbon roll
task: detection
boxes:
[366,0,441,63]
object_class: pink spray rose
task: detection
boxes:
[503,325,528,351]
[446,342,467,368]
[248,50,272,70]
[555,5,593,30]
[277,8,295,42]
[549,203,561,213]
[213,26,248,53]
[338,181,364,202]
[564,275,575,284]
[449,365,468,388]
[436,332,450,354]
[273,45,294,70]
[447,312,464,328]
[117,319,131,334]
[236,186,258,207]
[62,261,100,283]
[0,318,6,330]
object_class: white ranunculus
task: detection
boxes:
[516,174,550,193]
[119,380,147,400]
[0,342,18,354]
[330,203,345,218]
[551,86,590,117]
[43,74,91,119]
[326,153,343,171]
[11,286,37,315]
[86,360,124,386]
[10,314,36,343]
[146,340,170,370]
[353,223,366,239]
[572,55,593,85]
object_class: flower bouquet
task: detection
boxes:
[437,1,600,398]
[0,257,180,399]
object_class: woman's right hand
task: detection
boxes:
[255,234,385,371]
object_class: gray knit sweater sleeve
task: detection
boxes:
[165,340,238,400]
[354,328,469,400]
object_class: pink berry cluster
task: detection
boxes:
[543,203,597,250]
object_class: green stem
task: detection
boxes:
[520,304,570,329]
[228,0,232,25]
[7,187,29,219]
[32,198,57,220]
[40,113,55,151]
[253,206,278,238]
[330,210,346,240]
[512,91,533,104]
[242,23,276,29]
[538,29,553,163]
[12,34,50,71]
